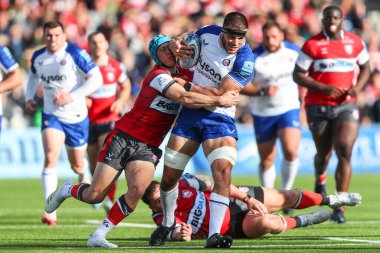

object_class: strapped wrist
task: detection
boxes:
[242,194,251,203]
[259,87,267,96]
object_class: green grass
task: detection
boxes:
[0,174,380,252]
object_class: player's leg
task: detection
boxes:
[277,109,301,191]
[86,123,99,175]
[306,106,334,196]
[88,160,156,248]
[253,114,277,188]
[330,103,359,223]
[203,136,236,248]
[150,134,199,246]
[64,116,90,183]
[41,127,65,226]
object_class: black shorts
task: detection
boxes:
[227,186,264,239]
[306,102,359,134]
[88,121,115,145]
[98,129,162,171]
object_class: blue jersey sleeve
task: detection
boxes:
[30,47,46,74]
[228,44,255,88]
[66,43,97,74]
[0,46,18,72]
[283,41,300,53]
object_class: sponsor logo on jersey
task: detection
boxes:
[202,39,209,46]
[188,191,206,233]
[344,45,353,55]
[182,190,193,198]
[150,96,179,115]
[222,59,230,66]
[41,74,67,83]
[315,58,355,72]
[198,55,222,82]
[240,61,254,77]
[106,72,115,82]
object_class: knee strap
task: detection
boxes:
[164,147,191,170]
[207,146,237,166]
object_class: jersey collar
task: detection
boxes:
[322,29,345,40]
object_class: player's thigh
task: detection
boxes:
[332,121,359,152]
[202,136,237,156]
[278,127,301,158]
[166,133,200,156]
[124,160,156,196]
[66,147,86,168]
[257,139,276,163]
[42,128,65,157]
[86,143,99,173]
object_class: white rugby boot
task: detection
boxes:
[45,180,73,213]
[328,192,362,209]
[87,234,118,248]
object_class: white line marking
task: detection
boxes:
[85,220,155,228]
[325,237,380,244]
[56,243,379,250]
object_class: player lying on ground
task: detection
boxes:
[142,173,361,241]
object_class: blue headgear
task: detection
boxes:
[149,34,171,66]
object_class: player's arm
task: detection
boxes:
[0,66,22,93]
[25,69,40,113]
[230,184,268,215]
[293,48,348,99]
[181,173,214,191]
[240,82,279,96]
[347,61,371,98]
[164,81,239,108]
[110,72,132,114]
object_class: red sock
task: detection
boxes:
[107,183,117,202]
[284,217,297,231]
[107,195,133,225]
[316,171,327,184]
[70,183,90,201]
[295,190,323,209]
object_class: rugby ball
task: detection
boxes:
[178,33,201,69]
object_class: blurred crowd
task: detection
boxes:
[1,0,380,128]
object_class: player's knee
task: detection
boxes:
[207,146,237,167]
[164,147,191,170]
[126,183,146,199]
[335,145,353,159]
[262,215,284,234]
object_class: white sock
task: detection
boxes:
[92,217,115,237]
[208,192,229,238]
[161,184,178,227]
[281,159,299,190]
[258,164,276,188]
[42,167,58,218]
[79,158,91,184]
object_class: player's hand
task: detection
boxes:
[25,99,37,113]
[54,91,73,106]
[246,197,268,216]
[86,97,92,108]
[110,100,124,114]
[324,86,347,99]
[346,86,361,98]
[168,34,193,59]
[218,91,239,107]
[180,222,192,241]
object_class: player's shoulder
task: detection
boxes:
[195,25,221,37]
[343,30,364,43]
[283,40,301,53]
[236,43,254,61]
[31,47,47,63]
[252,44,266,59]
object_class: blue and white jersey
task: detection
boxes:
[193,25,255,118]
[26,42,101,124]
[249,41,300,116]
[0,46,19,116]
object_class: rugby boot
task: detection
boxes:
[331,207,346,223]
[328,192,362,209]
[45,180,73,213]
[87,234,118,248]
[296,209,331,227]
[149,222,176,246]
[205,233,233,248]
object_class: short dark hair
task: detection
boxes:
[223,12,248,30]
[262,20,282,33]
[88,31,106,43]
[322,5,343,18]
[43,20,64,34]
[141,181,160,205]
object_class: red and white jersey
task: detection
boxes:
[296,30,370,106]
[115,65,193,147]
[152,174,230,239]
[88,56,128,124]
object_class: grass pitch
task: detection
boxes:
[1,174,380,253]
